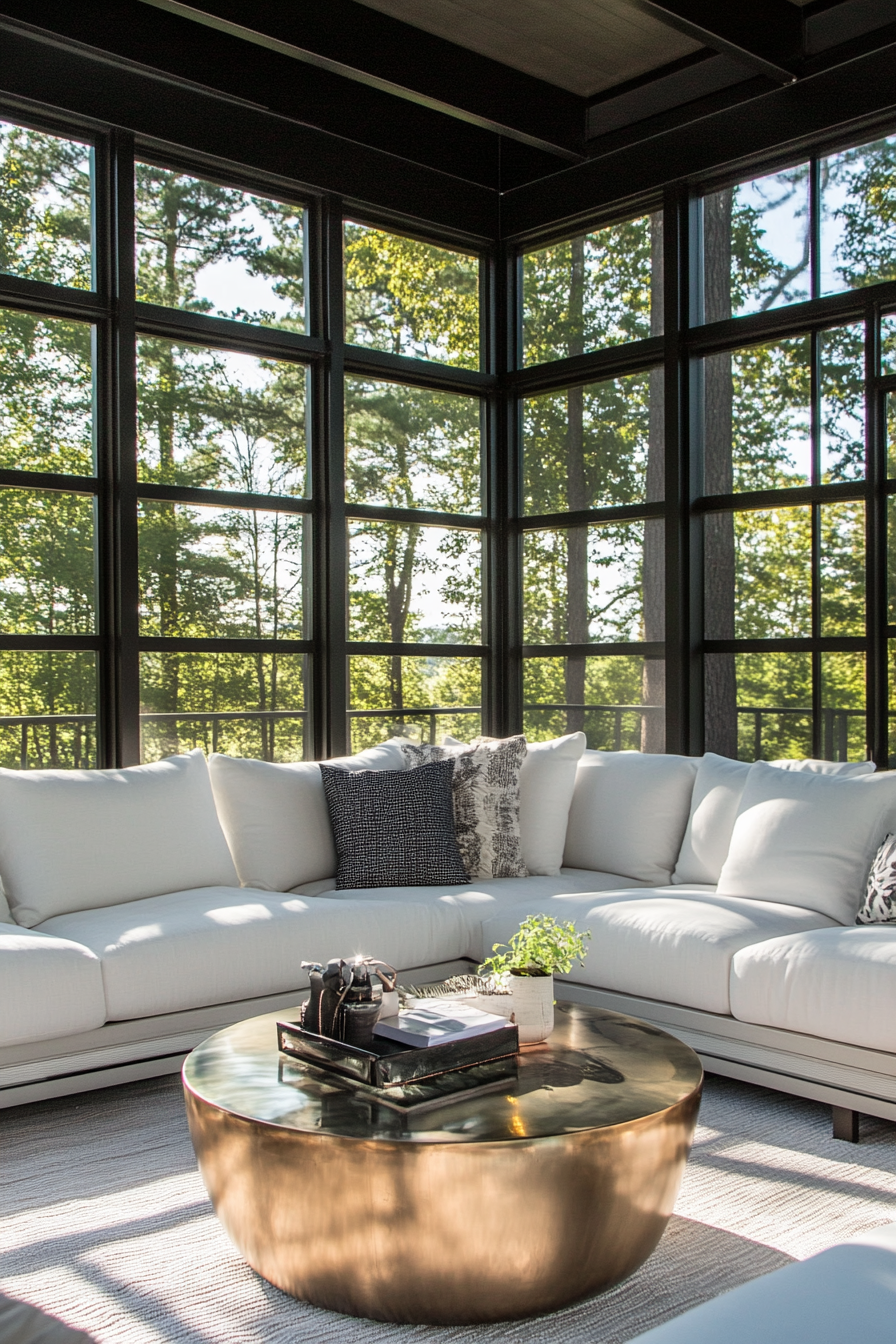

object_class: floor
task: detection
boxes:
[1,1073,895,1343]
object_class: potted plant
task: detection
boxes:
[479,914,591,1043]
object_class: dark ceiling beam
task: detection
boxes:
[504,35,896,239]
[625,0,802,83]
[135,0,585,161]
[0,23,499,238]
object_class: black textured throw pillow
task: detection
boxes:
[319,759,470,890]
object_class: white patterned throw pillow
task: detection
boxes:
[856,833,896,924]
[399,735,528,880]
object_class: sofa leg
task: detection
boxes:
[832,1106,859,1142]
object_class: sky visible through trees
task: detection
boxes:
[0,116,895,764]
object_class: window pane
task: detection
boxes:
[820,501,864,637]
[522,520,662,644]
[135,165,306,330]
[140,651,305,762]
[523,655,665,752]
[522,369,663,514]
[0,310,94,474]
[348,655,480,751]
[887,496,896,622]
[139,503,305,639]
[349,523,480,644]
[0,651,96,769]
[701,166,810,321]
[344,222,479,369]
[821,133,896,295]
[522,213,662,365]
[345,378,481,513]
[705,508,811,640]
[883,313,896,374]
[700,337,810,493]
[821,652,866,762]
[889,392,896,479]
[705,651,812,761]
[137,341,308,494]
[820,323,864,483]
[0,490,95,634]
[0,120,92,289]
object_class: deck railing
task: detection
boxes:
[0,703,872,767]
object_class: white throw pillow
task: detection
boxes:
[209,740,406,893]
[0,750,238,928]
[444,731,585,875]
[673,754,877,886]
[716,761,896,924]
[563,750,699,884]
[519,732,586,875]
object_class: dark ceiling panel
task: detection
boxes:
[353,0,702,98]
[135,0,586,159]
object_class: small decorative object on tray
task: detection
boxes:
[373,1001,511,1048]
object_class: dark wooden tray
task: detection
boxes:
[276,1017,519,1089]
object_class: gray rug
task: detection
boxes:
[2,1074,896,1343]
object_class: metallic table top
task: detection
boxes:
[183,1000,703,1144]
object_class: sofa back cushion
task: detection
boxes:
[673,754,877,886]
[0,749,239,928]
[208,740,406,892]
[716,762,896,923]
[563,750,698,884]
[520,731,586,876]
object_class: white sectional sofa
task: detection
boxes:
[2,736,896,1140]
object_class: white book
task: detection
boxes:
[374,1002,508,1048]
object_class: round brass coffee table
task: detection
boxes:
[183,1001,702,1324]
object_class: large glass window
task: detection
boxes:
[136,164,307,331]
[344,222,480,369]
[0,119,93,289]
[521,214,662,366]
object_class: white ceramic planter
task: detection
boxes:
[508,973,554,1044]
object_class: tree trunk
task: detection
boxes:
[642,212,666,752]
[702,189,738,758]
[565,236,588,734]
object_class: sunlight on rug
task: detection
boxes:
[1,1074,896,1344]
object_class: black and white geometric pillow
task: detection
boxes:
[856,833,896,924]
[319,759,470,890]
[399,736,528,881]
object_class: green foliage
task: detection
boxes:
[480,914,591,979]
[344,222,479,368]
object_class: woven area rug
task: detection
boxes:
[2,1073,896,1343]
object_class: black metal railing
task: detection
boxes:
[346,705,481,747]
[0,703,873,767]
[524,702,664,752]
[737,706,865,763]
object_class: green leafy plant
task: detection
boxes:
[479,914,591,979]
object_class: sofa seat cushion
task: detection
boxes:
[38,887,469,1020]
[480,889,837,1014]
[290,868,651,960]
[0,926,106,1046]
[730,925,896,1052]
